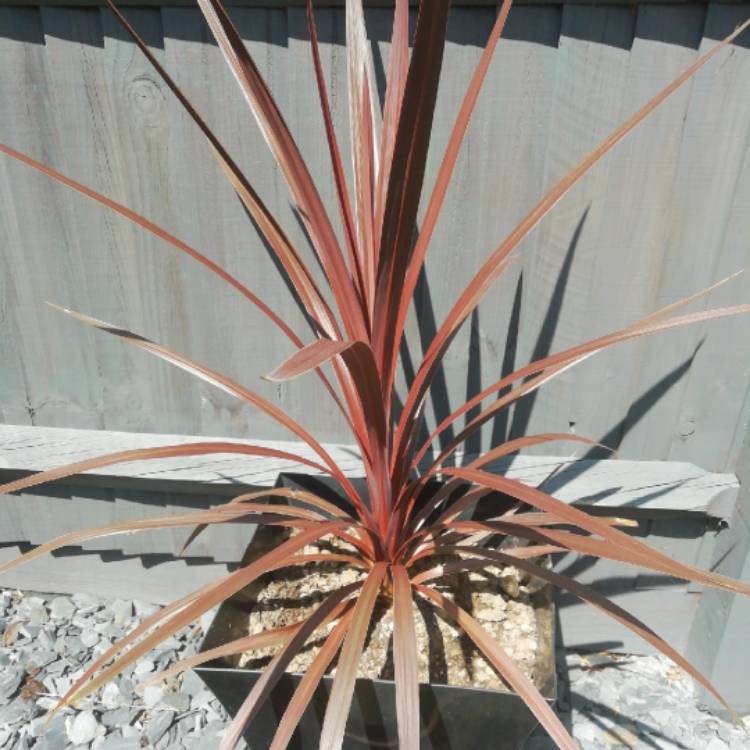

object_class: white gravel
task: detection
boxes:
[0,589,237,749]
[1,588,748,749]
[529,651,750,750]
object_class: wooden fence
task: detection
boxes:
[1,2,749,472]
[1,2,750,711]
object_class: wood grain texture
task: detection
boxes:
[1,4,750,471]
[0,543,234,604]
[619,4,750,471]
[0,424,737,514]
[686,417,750,713]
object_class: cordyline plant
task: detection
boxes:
[2,1,750,748]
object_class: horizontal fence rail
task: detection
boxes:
[0,2,749,471]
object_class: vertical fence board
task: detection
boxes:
[0,6,103,429]
[618,5,750,470]
[517,5,707,458]
[652,5,750,471]
[509,5,636,447]
[38,8,143,428]
[98,7,191,435]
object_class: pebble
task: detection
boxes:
[134,659,155,676]
[146,710,175,745]
[0,666,23,701]
[66,710,100,745]
[80,629,100,649]
[35,715,69,750]
[28,604,50,626]
[190,689,215,710]
[0,695,41,725]
[180,670,205,697]
[50,597,75,621]
[143,684,165,708]
[109,601,133,627]
[101,682,123,710]
[1,587,748,749]
[29,716,50,738]
[162,690,191,713]
[100,707,140,728]
[71,593,100,614]
[96,737,140,750]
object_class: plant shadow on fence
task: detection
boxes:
[1,3,749,463]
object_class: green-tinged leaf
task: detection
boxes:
[319,562,388,750]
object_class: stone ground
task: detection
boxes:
[1,588,748,749]
[529,652,750,750]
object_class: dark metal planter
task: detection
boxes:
[195,474,558,748]
[196,586,557,749]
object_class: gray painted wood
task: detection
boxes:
[0,543,233,604]
[2,4,750,472]
[515,4,700,463]
[687,420,750,714]
[0,424,739,514]
[619,4,750,471]
[558,586,700,655]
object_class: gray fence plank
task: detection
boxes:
[687,426,750,713]
[508,5,637,452]
[665,8,750,471]
[619,5,750,471]
[0,424,738,512]
[0,543,233,604]
[555,5,702,458]
[0,6,96,430]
